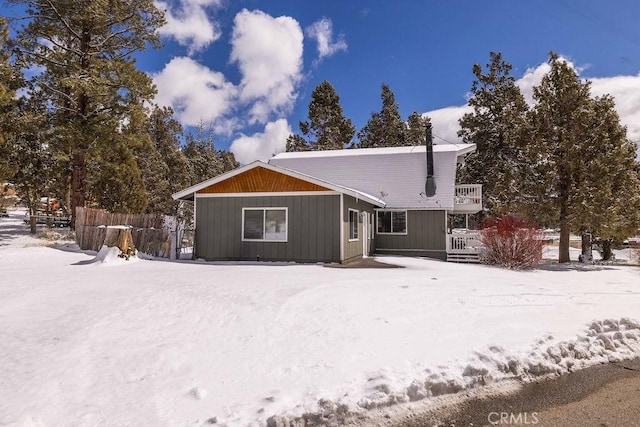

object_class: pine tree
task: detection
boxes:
[358,83,408,148]
[458,52,529,214]
[406,111,431,146]
[575,95,640,259]
[183,122,239,185]
[11,0,165,221]
[0,17,20,181]
[7,93,58,220]
[143,106,191,216]
[286,80,355,151]
[86,137,148,214]
[524,53,640,263]
[355,112,382,148]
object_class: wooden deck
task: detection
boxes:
[446,231,482,263]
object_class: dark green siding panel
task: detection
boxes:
[308,196,317,261]
[375,210,446,260]
[195,195,340,263]
[342,196,377,261]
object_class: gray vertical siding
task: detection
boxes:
[195,194,341,262]
[342,196,376,261]
[375,210,447,260]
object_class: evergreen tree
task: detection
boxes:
[355,111,382,148]
[143,106,191,216]
[119,102,159,213]
[524,53,640,263]
[86,136,148,214]
[405,111,431,146]
[458,52,529,214]
[0,17,20,181]
[358,83,407,148]
[575,95,640,259]
[286,80,355,151]
[183,122,239,185]
[7,93,58,219]
[11,0,165,221]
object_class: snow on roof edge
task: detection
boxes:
[270,144,476,160]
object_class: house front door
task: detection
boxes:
[362,212,370,257]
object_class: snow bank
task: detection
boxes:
[269,318,640,425]
[93,245,139,265]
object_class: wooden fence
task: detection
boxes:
[75,207,184,259]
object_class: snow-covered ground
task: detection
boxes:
[1,209,640,426]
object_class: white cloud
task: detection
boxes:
[305,18,347,61]
[516,62,550,105]
[230,119,292,164]
[515,57,578,105]
[155,0,222,54]
[230,9,304,124]
[152,56,237,130]
[425,105,471,145]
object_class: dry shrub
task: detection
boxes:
[479,215,545,270]
[38,228,75,242]
[38,229,63,241]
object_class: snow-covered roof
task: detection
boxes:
[172,161,386,207]
[269,144,476,210]
[272,144,473,159]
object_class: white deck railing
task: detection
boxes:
[447,231,482,254]
[453,184,482,212]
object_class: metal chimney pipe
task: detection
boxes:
[425,123,436,197]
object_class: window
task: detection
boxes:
[377,210,407,234]
[242,208,287,241]
[348,209,359,241]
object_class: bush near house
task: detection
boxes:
[479,215,545,270]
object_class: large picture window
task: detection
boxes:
[377,210,407,234]
[242,208,287,241]
[348,209,359,241]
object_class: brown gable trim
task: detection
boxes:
[196,165,331,194]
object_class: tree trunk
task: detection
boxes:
[71,151,86,229]
[558,203,570,263]
[70,27,92,229]
[580,230,592,263]
[65,173,72,217]
[601,240,613,261]
[28,202,37,234]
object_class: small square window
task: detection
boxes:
[377,210,407,235]
[349,209,359,241]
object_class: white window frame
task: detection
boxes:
[348,208,359,242]
[376,209,408,235]
[242,207,288,242]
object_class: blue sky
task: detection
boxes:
[7,1,640,162]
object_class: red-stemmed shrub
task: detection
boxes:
[479,215,545,270]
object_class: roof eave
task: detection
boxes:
[171,161,387,207]
[456,143,476,157]
[171,161,266,201]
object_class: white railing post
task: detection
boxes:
[447,231,482,254]
[453,184,483,211]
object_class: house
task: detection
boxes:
[173,143,482,263]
